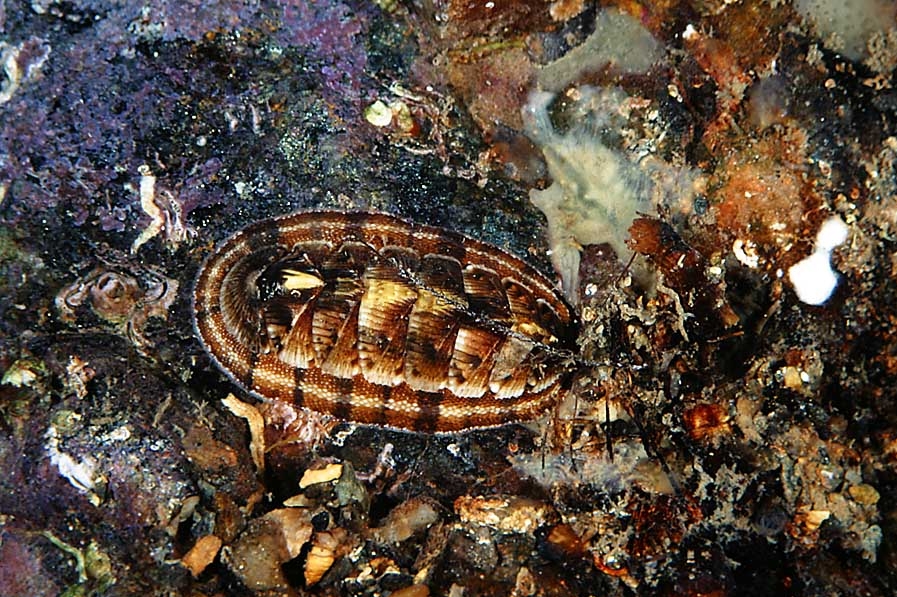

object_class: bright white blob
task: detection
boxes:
[787,216,849,305]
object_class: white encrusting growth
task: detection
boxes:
[787,216,849,305]
[793,0,896,62]
[536,8,663,92]
[523,86,701,303]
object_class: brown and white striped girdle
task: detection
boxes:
[193,210,577,433]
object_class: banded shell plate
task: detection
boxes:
[193,210,577,433]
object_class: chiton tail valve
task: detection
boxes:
[193,210,579,433]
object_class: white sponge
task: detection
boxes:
[787,216,849,305]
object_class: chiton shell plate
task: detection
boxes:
[193,210,577,432]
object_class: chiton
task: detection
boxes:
[193,210,577,433]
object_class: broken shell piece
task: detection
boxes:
[364,100,393,127]
[848,484,880,506]
[45,423,108,507]
[389,585,430,597]
[357,555,402,582]
[370,497,440,544]
[299,462,343,489]
[514,566,537,596]
[798,509,831,532]
[283,493,314,508]
[455,495,553,534]
[64,356,95,399]
[131,164,194,253]
[1,357,45,388]
[221,394,265,475]
[304,528,348,585]
[182,424,239,474]
[541,523,586,560]
[733,238,760,268]
[180,535,222,578]
[222,508,313,591]
[364,99,414,133]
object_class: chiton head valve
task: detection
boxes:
[193,210,578,433]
